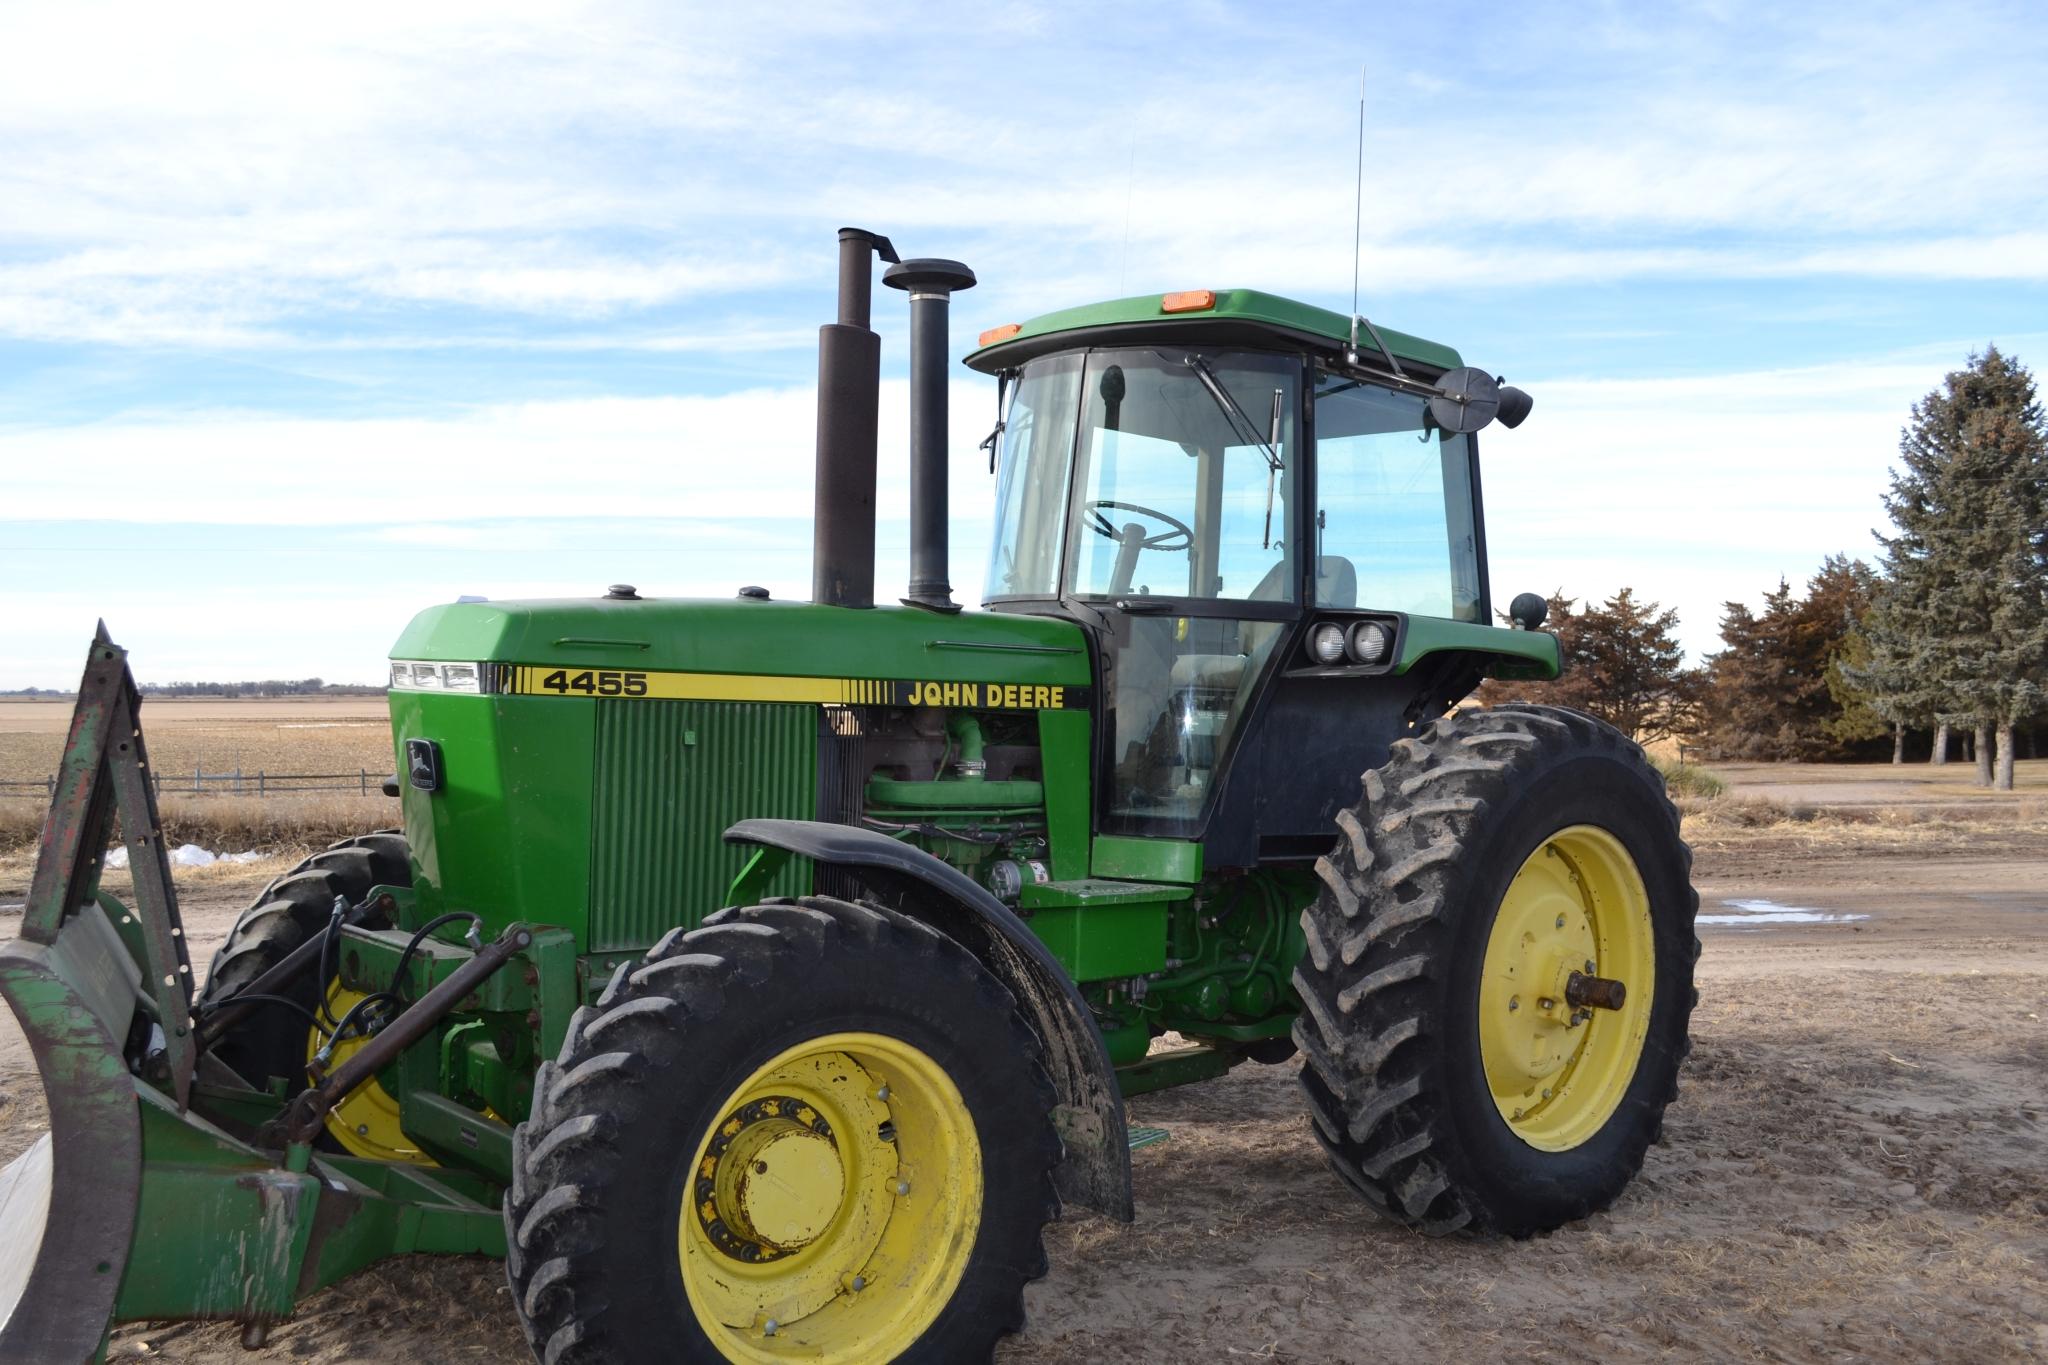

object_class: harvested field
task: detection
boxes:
[1,762,2044,1362]
[0,697,393,786]
[0,698,397,851]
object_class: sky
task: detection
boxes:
[3,0,2047,686]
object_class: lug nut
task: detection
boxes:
[851,1275,867,1292]
[876,1085,890,1102]
[1508,996,1519,1012]
[1555,915,1566,929]
[1585,959,1596,973]
[763,1319,779,1337]
[894,1179,911,1196]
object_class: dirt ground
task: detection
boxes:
[2,772,2044,1362]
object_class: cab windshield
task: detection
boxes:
[985,348,1301,604]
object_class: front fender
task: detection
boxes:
[724,818,1133,1222]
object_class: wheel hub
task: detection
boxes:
[1479,826,1656,1151]
[700,1098,843,1260]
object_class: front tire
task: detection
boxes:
[195,831,407,1090]
[506,897,1060,1364]
[1293,704,1698,1237]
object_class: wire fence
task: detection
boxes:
[0,769,393,800]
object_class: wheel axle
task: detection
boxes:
[1564,971,1627,1011]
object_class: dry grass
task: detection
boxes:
[1679,791,2048,856]
[0,793,397,855]
[1653,755,1728,799]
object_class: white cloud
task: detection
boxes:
[3,3,2047,347]
[0,379,1000,526]
[7,343,1995,675]
[1477,347,2027,658]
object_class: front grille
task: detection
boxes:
[587,699,816,951]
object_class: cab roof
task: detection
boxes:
[963,288,1463,374]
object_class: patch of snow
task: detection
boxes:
[1699,897,1869,928]
[103,844,265,870]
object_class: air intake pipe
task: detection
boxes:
[812,227,898,609]
[883,258,976,614]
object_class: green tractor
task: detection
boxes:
[0,228,1697,1363]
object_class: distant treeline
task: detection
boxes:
[139,678,386,698]
[1485,346,2047,790]
[1,680,385,699]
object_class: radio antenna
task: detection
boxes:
[1350,64,1366,319]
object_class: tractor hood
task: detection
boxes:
[390,596,1093,693]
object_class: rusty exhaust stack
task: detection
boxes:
[811,227,898,609]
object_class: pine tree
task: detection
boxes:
[1697,558,1880,761]
[1481,588,1700,742]
[1875,348,2048,790]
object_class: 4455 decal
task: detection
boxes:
[535,668,646,697]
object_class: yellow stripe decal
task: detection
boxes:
[498,665,1086,710]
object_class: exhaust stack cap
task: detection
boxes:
[882,259,976,296]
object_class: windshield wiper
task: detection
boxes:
[1181,355,1286,548]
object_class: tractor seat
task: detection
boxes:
[1165,557,1357,691]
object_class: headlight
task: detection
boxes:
[1347,621,1391,664]
[1307,623,1347,665]
[390,660,484,693]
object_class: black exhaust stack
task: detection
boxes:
[883,257,976,614]
[812,227,898,609]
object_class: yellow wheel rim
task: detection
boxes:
[306,983,433,1166]
[1479,825,1655,1152]
[679,1032,982,1363]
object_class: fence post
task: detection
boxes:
[235,766,243,795]
[259,771,265,797]
[360,769,367,795]
[47,774,55,799]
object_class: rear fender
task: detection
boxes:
[0,903,145,1363]
[725,818,1135,1222]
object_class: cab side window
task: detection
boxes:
[1312,373,1481,621]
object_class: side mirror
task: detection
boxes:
[1427,367,1500,434]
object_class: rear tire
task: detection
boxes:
[195,831,407,1090]
[505,897,1060,1364]
[1293,705,1698,1237]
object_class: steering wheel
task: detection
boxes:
[1081,499,1193,552]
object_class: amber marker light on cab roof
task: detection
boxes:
[978,323,1023,347]
[1161,289,1216,313]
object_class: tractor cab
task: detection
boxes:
[968,291,1529,854]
